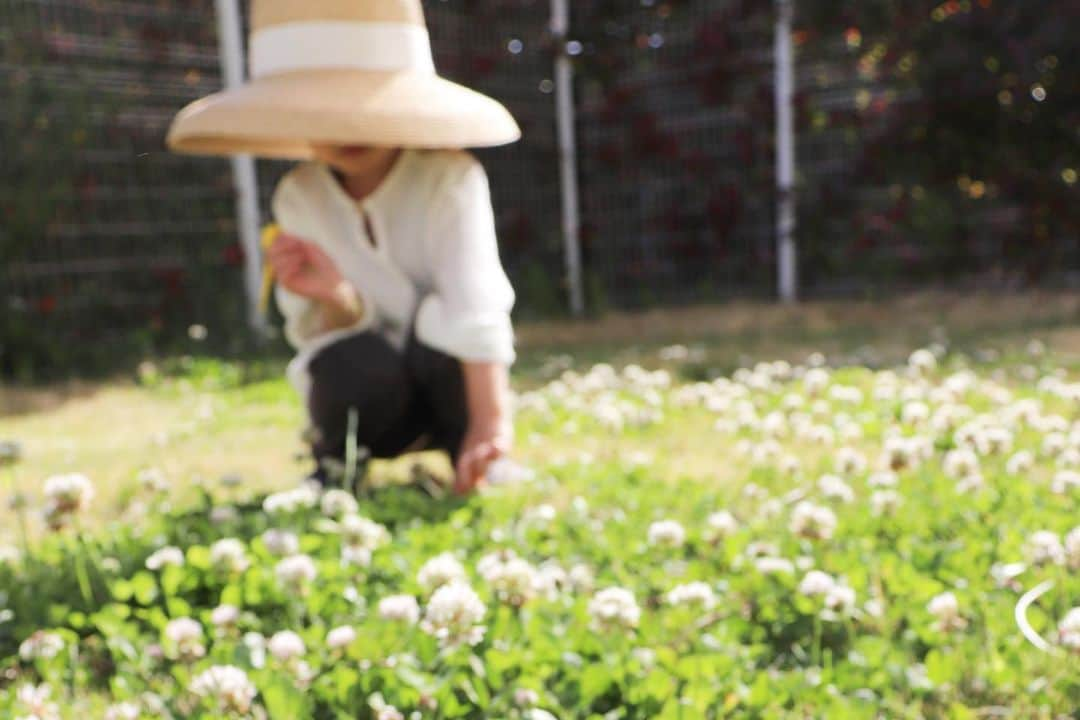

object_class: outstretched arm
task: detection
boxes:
[455,361,513,495]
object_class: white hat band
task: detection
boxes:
[250,21,436,78]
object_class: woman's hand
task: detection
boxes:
[455,412,513,496]
[455,362,513,495]
[266,233,343,304]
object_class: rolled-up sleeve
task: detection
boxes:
[414,159,516,365]
[270,171,374,352]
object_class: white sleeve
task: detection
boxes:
[270,171,374,351]
[414,158,516,365]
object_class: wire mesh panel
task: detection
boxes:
[1,0,244,378]
[793,1,1080,295]
[427,0,563,319]
[0,0,564,380]
[2,0,1078,380]
[254,0,565,318]
[573,0,777,309]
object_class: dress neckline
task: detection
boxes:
[317,149,411,214]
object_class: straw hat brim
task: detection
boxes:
[166,69,521,160]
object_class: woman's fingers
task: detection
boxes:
[454,450,477,495]
[453,441,506,496]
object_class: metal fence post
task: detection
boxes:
[215,0,265,333]
[551,0,585,317]
[775,0,798,303]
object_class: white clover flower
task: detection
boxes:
[761,411,789,438]
[834,447,867,476]
[375,707,405,720]
[1026,531,1066,566]
[873,382,897,403]
[744,540,780,558]
[1065,527,1080,570]
[477,550,539,606]
[164,617,205,661]
[807,424,836,446]
[778,454,801,477]
[870,490,903,516]
[880,436,916,471]
[665,581,716,610]
[647,520,686,548]
[817,474,855,503]
[209,505,238,524]
[975,426,1013,456]
[868,470,899,488]
[189,665,257,715]
[1043,432,1067,457]
[824,584,857,614]
[261,528,300,557]
[798,570,835,597]
[930,404,966,435]
[754,556,795,575]
[145,546,185,571]
[1051,470,1080,495]
[534,561,569,600]
[750,440,781,466]
[326,625,357,650]
[830,385,863,406]
[103,701,140,720]
[927,591,966,632]
[275,554,317,589]
[953,421,984,450]
[18,631,64,662]
[211,604,240,628]
[417,552,467,591]
[341,544,373,568]
[320,489,359,518]
[759,498,784,520]
[16,683,59,720]
[990,562,1027,589]
[943,448,980,479]
[955,472,987,494]
[524,504,558,525]
[339,514,391,550]
[1059,448,1080,468]
[705,510,738,541]
[421,582,487,648]
[901,401,930,426]
[588,587,641,631]
[42,473,94,529]
[262,483,321,515]
[1006,450,1035,475]
[568,563,595,593]
[378,594,421,624]
[209,538,249,574]
[137,467,170,493]
[804,368,830,395]
[242,632,267,669]
[1059,608,1080,651]
[268,630,306,662]
[790,501,837,541]
[514,688,540,708]
[908,349,937,375]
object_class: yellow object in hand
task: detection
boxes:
[258,223,281,317]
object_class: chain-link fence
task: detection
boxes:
[2,0,1078,379]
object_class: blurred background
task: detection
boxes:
[1,0,1077,381]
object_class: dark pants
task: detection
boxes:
[307,331,468,480]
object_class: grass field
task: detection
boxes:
[5,291,1080,532]
[1,292,1079,718]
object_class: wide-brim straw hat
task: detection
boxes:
[166,0,521,160]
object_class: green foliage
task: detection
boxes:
[2,347,1080,717]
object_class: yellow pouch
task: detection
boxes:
[258,224,281,317]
